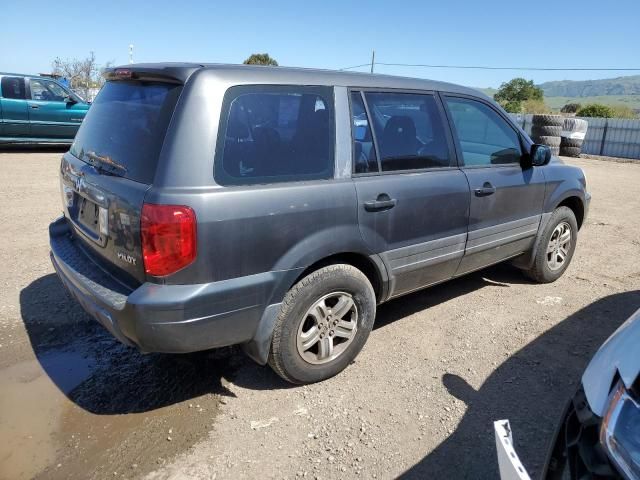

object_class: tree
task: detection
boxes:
[494,78,544,113]
[521,98,549,114]
[576,104,615,118]
[561,103,581,114]
[243,53,279,66]
[51,52,112,100]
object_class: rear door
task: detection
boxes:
[0,76,29,137]
[26,78,84,139]
[442,95,545,275]
[60,79,182,285]
[351,90,470,298]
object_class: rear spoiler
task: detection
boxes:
[102,63,203,84]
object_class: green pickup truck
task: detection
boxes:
[0,73,90,144]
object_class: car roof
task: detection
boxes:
[108,62,489,99]
[0,72,57,80]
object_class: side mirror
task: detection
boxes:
[530,144,552,166]
[64,95,77,104]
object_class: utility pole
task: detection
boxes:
[370,50,375,73]
[129,44,134,64]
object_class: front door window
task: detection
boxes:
[30,79,67,102]
[445,97,522,166]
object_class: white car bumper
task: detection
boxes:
[494,420,531,480]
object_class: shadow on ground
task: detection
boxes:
[18,264,537,416]
[375,263,532,331]
[19,274,253,415]
[398,289,640,479]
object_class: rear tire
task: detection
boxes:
[525,207,578,283]
[268,264,376,384]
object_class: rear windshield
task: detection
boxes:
[70,81,181,183]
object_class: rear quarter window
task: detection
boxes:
[215,85,335,185]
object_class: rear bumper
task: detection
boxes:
[49,216,295,354]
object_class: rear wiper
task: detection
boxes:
[84,151,127,176]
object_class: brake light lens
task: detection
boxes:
[114,68,133,78]
[141,203,197,276]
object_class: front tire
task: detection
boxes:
[525,206,578,283]
[268,264,376,384]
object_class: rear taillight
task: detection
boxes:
[141,203,197,277]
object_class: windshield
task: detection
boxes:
[70,81,181,183]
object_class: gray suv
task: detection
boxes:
[49,63,590,383]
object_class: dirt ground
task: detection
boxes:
[0,151,639,480]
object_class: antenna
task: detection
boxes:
[370,50,375,74]
[129,44,134,64]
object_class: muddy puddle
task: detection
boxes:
[1,299,238,480]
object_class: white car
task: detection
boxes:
[496,308,640,480]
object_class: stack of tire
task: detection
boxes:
[530,115,563,156]
[560,118,588,157]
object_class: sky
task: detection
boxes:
[2,0,639,89]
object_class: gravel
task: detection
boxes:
[0,152,639,480]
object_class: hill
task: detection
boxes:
[538,75,640,97]
[476,76,640,112]
[544,95,640,111]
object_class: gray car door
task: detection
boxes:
[351,90,470,298]
[442,95,545,275]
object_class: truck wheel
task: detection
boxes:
[268,264,376,384]
[525,207,578,283]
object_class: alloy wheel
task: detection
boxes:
[296,292,358,365]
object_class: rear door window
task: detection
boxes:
[350,91,379,174]
[70,81,182,183]
[1,77,26,99]
[215,85,335,185]
[363,92,452,172]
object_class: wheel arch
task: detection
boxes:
[242,251,388,366]
[512,193,585,271]
[290,252,388,303]
[556,195,585,230]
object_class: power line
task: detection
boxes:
[339,63,372,71]
[340,62,640,72]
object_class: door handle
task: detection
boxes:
[29,104,39,109]
[364,194,397,212]
[474,183,496,197]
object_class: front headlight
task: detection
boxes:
[601,382,640,479]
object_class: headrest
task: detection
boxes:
[383,116,416,139]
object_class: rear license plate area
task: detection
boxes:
[78,197,100,235]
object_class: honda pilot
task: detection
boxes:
[49,63,590,384]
